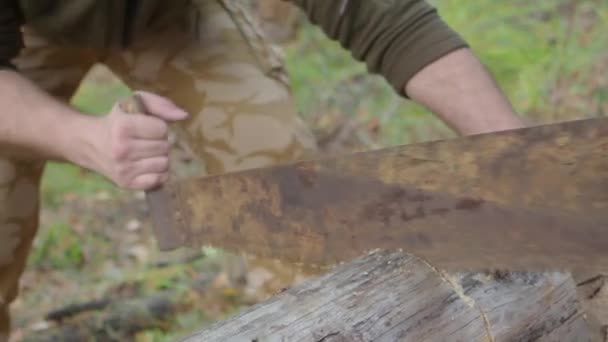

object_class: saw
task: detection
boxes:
[121,95,608,273]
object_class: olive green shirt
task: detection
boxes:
[0,0,467,96]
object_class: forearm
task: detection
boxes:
[0,69,97,164]
[405,48,525,135]
[290,0,525,135]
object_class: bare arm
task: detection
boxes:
[0,69,187,189]
[405,48,525,135]
[0,69,96,162]
[289,0,525,136]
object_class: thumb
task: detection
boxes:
[134,90,189,122]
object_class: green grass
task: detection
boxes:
[70,70,132,115]
[41,164,117,207]
[29,222,84,270]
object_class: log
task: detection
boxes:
[182,250,592,342]
[576,275,608,341]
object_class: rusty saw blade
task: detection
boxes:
[149,116,608,273]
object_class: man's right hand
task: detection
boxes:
[1,71,189,191]
[86,91,188,190]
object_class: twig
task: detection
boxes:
[152,252,206,268]
[45,298,112,322]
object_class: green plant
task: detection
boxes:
[41,163,117,208]
[30,222,85,270]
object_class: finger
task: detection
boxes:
[126,140,171,160]
[124,114,169,139]
[130,172,169,190]
[135,91,189,121]
[131,156,170,176]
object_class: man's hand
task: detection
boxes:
[0,70,188,191]
[87,92,188,190]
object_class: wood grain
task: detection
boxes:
[182,251,591,341]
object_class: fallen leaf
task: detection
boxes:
[29,321,52,332]
[95,191,111,201]
[125,219,142,232]
[127,244,149,264]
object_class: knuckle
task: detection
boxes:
[110,163,133,189]
[142,117,167,138]
[114,117,134,138]
[111,143,130,161]
[115,164,131,180]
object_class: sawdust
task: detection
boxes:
[417,257,495,342]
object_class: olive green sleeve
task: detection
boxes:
[287,0,469,97]
[0,1,23,69]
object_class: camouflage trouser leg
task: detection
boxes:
[0,161,43,341]
[0,30,96,340]
[104,0,317,178]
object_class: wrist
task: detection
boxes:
[54,111,104,171]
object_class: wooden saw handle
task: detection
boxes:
[118,94,183,251]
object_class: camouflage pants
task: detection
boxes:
[0,0,316,338]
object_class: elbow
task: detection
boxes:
[337,1,470,98]
[291,0,469,97]
[383,13,469,97]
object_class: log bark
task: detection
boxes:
[182,250,592,342]
[576,274,608,341]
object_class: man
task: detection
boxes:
[0,0,525,338]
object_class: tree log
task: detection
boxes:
[577,274,608,341]
[182,250,591,342]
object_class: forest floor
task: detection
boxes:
[10,1,607,341]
